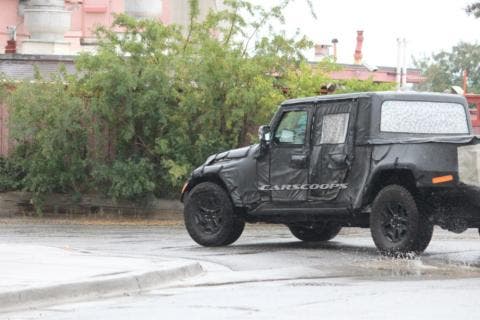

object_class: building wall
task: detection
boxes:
[328,64,425,84]
[0,0,30,52]
[63,0,124,53]
[0,0,220,55]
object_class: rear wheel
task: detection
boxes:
[370,184,433,256]
[289,222,342,242]
[184,182,245,247]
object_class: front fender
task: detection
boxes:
[182,152,260,207]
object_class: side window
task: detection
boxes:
[320,113,350,144]
[274,110,308,145]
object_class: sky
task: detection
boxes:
[252,0,480,67]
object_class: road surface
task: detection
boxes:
[1,219,479,319]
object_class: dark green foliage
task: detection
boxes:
[0,157,25,192]
[9,78,88,206]
[335,78,395,94]
[92,159,155,201]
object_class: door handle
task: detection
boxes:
[329,153,347,164]
[328,153,349,169]
[290,154,308,169]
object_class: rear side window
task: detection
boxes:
[320,113,350,144]
[381,100,469,134]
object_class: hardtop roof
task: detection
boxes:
[281,91,467,106]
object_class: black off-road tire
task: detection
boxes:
[184,182,245,247]
[370,184,433,256]
[289,223,342,242]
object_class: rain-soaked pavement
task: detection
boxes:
[1,219,479,319]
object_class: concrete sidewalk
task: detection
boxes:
[0,244,203,313]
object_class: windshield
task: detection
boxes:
[380,100,469,135]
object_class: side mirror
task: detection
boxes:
[258,125,271,143]
[257,125,271,158]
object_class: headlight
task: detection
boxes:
[205,154,216,165]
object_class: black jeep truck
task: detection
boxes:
[181,92,480,255]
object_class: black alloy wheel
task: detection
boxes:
[370,184,433,256]
[193,191,224,235]
[184,182,245,247]
[380,201,409,243]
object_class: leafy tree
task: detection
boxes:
[71,0,312,198]
[0,82,25,192]
[0,81,7,101]
[413,42,480,93]
[282,61,337,98]
[466,2,480,18]
[9,75,89,206]
[336,78,395,93]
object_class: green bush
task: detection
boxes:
[9,78,89,203]
[0,157,25,192]
[93,159,155,201]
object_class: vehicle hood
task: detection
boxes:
[205,145,259,165]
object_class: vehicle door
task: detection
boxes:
[309,99,356,202]
[269,105,312,202]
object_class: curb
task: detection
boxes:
[0,191,184,219]
[0,261,203,313]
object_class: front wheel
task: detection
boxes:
[370,184,433,256]
[184,182,245,247]
[289,223,342,242]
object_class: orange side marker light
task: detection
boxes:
[432,175,454,184]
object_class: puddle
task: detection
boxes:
[351,257,480,279]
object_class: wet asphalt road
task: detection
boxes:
[1,219,479,319]
[0,219,478,273]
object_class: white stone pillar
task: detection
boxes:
[22,0,72,55]
[124,0,163,19]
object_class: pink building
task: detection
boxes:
[329,64,424,85]
[0,0,219,55]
